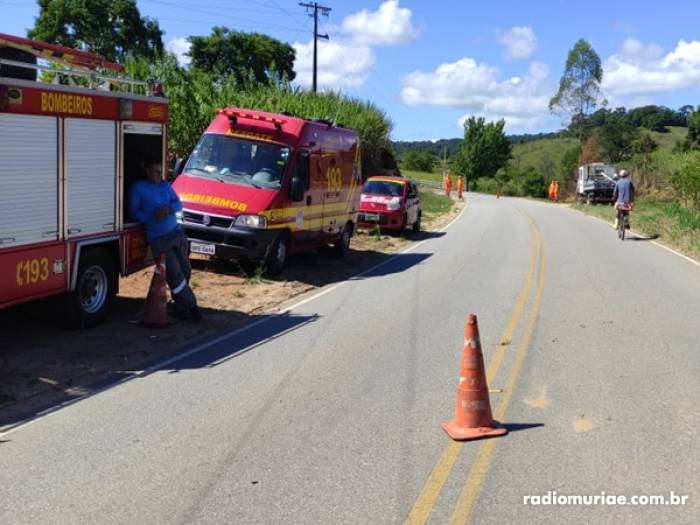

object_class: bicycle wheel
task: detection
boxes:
[620,213,626,240]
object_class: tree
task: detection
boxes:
[673,152,700,210]
[560,144,581,182]
[28,0,163,63]
[124,54,394,174]
[401,150,435,172]
[688,109,700,146]
[549,39,605,139]
[579,132,599,164]
[451,117,511,189]
[597,109,639,163]
[633,132,659,188]
[188,27,295,84]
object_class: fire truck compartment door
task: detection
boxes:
[66,118,117,238]
[0,114,58,248]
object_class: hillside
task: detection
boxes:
[507,126,688,173]
[510,136,579,172]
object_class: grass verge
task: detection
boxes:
[571,199,700,260]
[402,169,442,184]
[421,190,455,221]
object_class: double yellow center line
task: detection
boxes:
[405,209,546,525]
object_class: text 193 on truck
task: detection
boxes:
[172,108,363,274]
[0,33,168,327]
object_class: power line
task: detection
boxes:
[299,2,331,93]
[157,16,306,35]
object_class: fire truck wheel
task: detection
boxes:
[69,248,117,328]
[334,224,352,255]
[265,234,289,275]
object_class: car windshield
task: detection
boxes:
[184,134,290,189]
[363,180,404,196]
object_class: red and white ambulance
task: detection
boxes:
[172,108,363,273]
[0,34,168,327]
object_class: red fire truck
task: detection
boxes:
[0,34,168,327]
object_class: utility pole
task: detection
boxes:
[299,2,331,93]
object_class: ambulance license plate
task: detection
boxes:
[190,241,215,255]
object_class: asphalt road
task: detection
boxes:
[1,194,698,525]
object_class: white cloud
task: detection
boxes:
[292,0,415,89]
[340,0,417,46]
[401,58,554,132]
[603,38,700,96]
[166,37,190,67]
[293,40,374,89]
[498,26,536,59]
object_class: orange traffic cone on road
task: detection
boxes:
[442,314,507,441]
[142,254,169,327]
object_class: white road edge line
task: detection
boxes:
[572,207,700,268]
[1,204,469,438]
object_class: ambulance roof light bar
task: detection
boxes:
[221,109,286,130]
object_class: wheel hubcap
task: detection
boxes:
[79,266,108,314]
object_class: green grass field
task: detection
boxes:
[511,136,579,172]
[571,199,700,259]
[510,127,687,173]
[420,189,454,220]
[402,169,442,184]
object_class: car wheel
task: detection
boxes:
[68,247,117,328]
[399,213,408,237]
[335,224,352,255]
[412,211,421,233]
[265,234,288,275]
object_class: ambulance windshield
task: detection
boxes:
[184,134,290,190]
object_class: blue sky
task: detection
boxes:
[3,0,700,140]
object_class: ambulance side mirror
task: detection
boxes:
[173,157,187,177]
[290,177,305,202]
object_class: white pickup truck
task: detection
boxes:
[576,163,617,204]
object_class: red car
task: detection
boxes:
[358,176,421,233]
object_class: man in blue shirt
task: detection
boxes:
[613,169,635,229]
[129,161,200,322]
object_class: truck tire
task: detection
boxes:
[334,223,352,255]
[265,234,289,275]
[68,247,117,328]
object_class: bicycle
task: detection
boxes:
[616,203,632,240]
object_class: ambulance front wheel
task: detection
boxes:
[68,247,117,328]
[265,234,289,275]
[334,223,352,255]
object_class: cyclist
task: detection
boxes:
[613,169,635,229]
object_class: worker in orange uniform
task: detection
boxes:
[547,180,555,200]
[457,176,464,200]
[553,180,560,201]
[444,172,452,198]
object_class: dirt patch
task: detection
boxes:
[0,196,464,431]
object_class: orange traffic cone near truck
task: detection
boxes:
[442,314,507,441]
[142,254,169,327]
